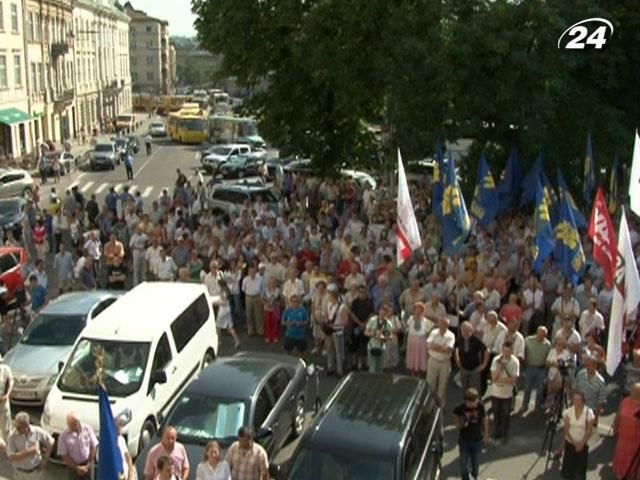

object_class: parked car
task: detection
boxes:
[0,246,28,303]
[207,184,278,216]
[111,137,129,162]
[219,155,264,178]
[277,372,443,480]
[199,144,252,173]
[284,158,317,175]
[149,121,167,137]
[42,151,75,175]
[90,142,117,170]
[135,352,309,480]
[340,169,377,190]
[0,198,25,241]
[0,168,34,200]
[4,291,120,406]
[127,135,140,154]
[41,282,219,458]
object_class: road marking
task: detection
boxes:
[68,173,85,189]
[115,183,123,192]
[80,181,94,193]
[129,184,138,193]
[95,182,108,194]
[142,186,153,198]
[134,146,163,177]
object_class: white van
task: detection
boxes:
[41,282,218,457]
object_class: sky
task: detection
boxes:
[127,0,197,37]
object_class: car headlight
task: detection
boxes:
[46,374,57,387]
[41,401,51,427]
[117,408,133,427]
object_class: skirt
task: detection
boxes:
[561,441,588,480]
[406,334,427,372]
[216,305,233,330]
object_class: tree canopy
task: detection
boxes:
[192,0,640,185]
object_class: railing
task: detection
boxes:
[51,42,69,61]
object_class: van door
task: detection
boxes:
[252,385,276,455]
[147,332,175,418]
[265,368,294,449]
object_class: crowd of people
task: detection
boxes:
[0,155,638,479]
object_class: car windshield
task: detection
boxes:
[58,338,150,397]
[166,394,247,445]
[249,190,278,204]
[0,200,20,216]
[22,314,85,346]
[151,123,164,128]
[181,119,205,131]
[117,115,133,122]
[288,448,395,480]
[94,144,113,152]
[212,146,232,156]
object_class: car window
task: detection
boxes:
[405,413,430,479]
[267,368,290,400]
[253,386,274,430]
[91,298,117,319]
[1,173,24,183]
[403,437,419,480]
[0,253,18,274]
[151,333,172,372]
[171,294,209,353]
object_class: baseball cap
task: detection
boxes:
[327,283,339,294]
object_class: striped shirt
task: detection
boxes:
[573,368,606,410]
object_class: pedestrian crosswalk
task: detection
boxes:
[56,179,166,199]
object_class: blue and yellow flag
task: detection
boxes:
[608,155,619,215]
[557,169,587,230]
[496,148,524,212]
[442,150,470,255]
[533,178,555,273]
[470,154,498,227]
[98,386,125,480]
[554,191,586,286]
[520,153,544,207]
[584,131,596,206]
[432,141,445,218]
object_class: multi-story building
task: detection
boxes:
[72,0,132,134]
[123,1,174,95]
[0,0,39,159]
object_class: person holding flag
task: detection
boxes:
[588,187,617,290]
[441,149,470,255]
[397,149,422,265]
[584,131,596,207]
[532,178,555,273]
[554,188,587,286]
[470,154,498,227]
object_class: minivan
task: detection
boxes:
[41,282,218,457]
[278,373,443,480]
[207,184,278,216]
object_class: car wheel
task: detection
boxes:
[292,397,305,438]
[138,418,156,455]
[202,350,215,369]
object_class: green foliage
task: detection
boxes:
[192,0,640,183]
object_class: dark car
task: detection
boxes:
[126,135,140,154]
[135,352,309,480]
[0,198,25,241]
[278,372,443,480]
[111,137,130,163]
[219,155,263,179]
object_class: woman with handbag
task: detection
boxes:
[365,304,393,373]
[561,391,594,480]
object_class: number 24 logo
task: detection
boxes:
[558,18,614,50]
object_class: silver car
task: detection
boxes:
[90,142,117,170]
[4,291,120,405]
[0,168,34,200]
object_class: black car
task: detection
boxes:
[111,137,129,163]
[277,372,443,480]
[135,352,309,480]
[126,135,140,154]
[219,155,263,178]
[0,198,25,241]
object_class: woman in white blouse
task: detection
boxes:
[561,391,594,480]
[196,441,231,480]
[545,336,573,409]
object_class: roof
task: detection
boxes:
[187,353,298,400]
[303,373,428,458]
[41,291,119,316]
[80,282,209,342]
[0,108,32,126]
[124,1,168,25]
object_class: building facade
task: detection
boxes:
[124,1,174,95]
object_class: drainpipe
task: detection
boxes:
[22,0,33,156]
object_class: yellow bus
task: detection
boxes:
[175,115,207,144]
[167,111,181,139]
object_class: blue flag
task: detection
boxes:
[533,178,554,273]
[98,386,125,480]
[554,192,586,286]
[496,148,524,212]
[520,153,544,207]
[432,141,445,218]
[608,155,619,215]
[470,154,498,226]
[541,171,559,225]
[442,150,470,255]
[584,131,596,206]
[557,169,587,230]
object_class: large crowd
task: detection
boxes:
[0,162,639,480]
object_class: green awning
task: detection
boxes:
[0,108,32,125]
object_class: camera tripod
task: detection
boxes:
[541,374,569,472]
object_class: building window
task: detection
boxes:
[146,56,152,65]
[132,72,137,81]
[10,3,17,33]
[27,12,34,41]
[30,61,37,92]
[146,72,153,81]
[0,2,4,31]
[0,55,6,87]
[146,25,151,32]
[37,62,43,91]
[13,54,21,86]
[34,13,40,40]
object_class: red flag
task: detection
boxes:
[588,187,617,289]
[396,149,422,265]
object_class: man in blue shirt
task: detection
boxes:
[282,295,309,357]
[28,275,48,313]
[105,187,118,216]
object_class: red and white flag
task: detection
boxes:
[588,187,617,289]
[606,208,640,376]
[396,149,422,265]
[629,129,640,217]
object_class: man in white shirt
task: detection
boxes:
[145,237,163,280]
[6,412,53,479]
[129,225,148,286]
[282,269,305,307]
[550,288,580,335]
[156,248,177,281]
[425,293,446,325]
[242,266,265,336]
[489,341,519,444]
[495,320,525,362]
[426,317,456,405]
[482,278,501,311]
[578,298,605,339]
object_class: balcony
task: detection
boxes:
[103,79,123,96]
[53,88,74,113]
[51,42,69,62]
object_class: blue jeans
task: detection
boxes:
[459,438,482,480]
[522,366,547,412]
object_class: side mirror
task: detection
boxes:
[151,370,167,385]
[58,361,64,373]
[256,426,273,441]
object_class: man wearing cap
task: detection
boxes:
[6,412,53,479]
[242,266,265,336]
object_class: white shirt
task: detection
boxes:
[478,319,507,354]
[555,328,581,349]
[426,328,455,361]
[522,288,544,320]
[483,288,501,311]
[242,275,264,296]
[204,271,223,298]
[495,330,525,360]
[563,406,595,443]
[578,309,605,338]
[551,296,580,333]
[145,245,162,276]
[424,302,446,323]
[282,278,305,302]
[196,460,232,480]
[489,354,519,399]
[83,238,101,261]
[117,435,129,480]
[156,256,177,280]
[547,347,573,381]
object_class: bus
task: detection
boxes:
[208,115,265,148]
[175,115,207,144]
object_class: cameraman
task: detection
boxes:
[489,341,519,444]
[364,305,393,373]
[454,388,489,480]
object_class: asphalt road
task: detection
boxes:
[0,135,623,479]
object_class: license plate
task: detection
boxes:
[12,391,38,400]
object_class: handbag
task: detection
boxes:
[369,346,383,357]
